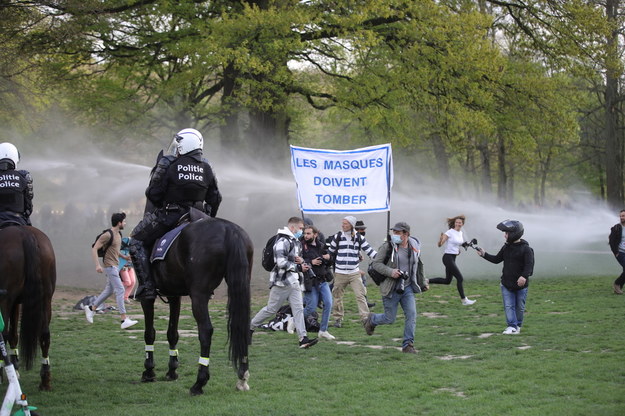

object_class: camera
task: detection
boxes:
[462,238,481,251]
[395,270,408,294]
[303,263,316,279]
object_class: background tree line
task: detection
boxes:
[0,0,623,208]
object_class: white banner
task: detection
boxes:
[290,144,393,214]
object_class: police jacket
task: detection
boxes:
[482,239,534,292]
[146,150,222,217]
[0,162,33,219]
[609,223,623,255]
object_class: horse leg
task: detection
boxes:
[165,297,181,381]
[38,299,53,391]
[141,298,157,382]
[8,303,19,370]
[189,296,212,396]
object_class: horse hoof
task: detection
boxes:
[235,380,250,391]
[38,383,52,392]
[189,386,204,396]
[141,375,156,383]
[166,373,179,381]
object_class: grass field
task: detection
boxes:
[11,275,625,416]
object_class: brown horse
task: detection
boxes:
[0,225,56,391]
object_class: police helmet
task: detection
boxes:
[0,142,19,166]
[496,219,524,243]
[169,128,203,156]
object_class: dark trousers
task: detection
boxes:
[615,252,625,287]
[428,253,466,299]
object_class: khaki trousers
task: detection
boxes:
[331,271,369,323]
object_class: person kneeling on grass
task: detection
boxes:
[363,222,428,354]
[476,220,534,335]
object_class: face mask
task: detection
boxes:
[391,235,402,244]
[294,230,303,239]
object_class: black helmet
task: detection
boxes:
[497,219,524,243]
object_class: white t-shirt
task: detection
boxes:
[444,229,465,255]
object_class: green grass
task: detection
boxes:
[11,276,625,416]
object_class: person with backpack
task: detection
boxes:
[250,217,318,349]
[364,221,428,354]
[327,216,377,328]
[84,212,139,329]
[129,128,221,300]
[0,142,33,226]
[301,225,335,340]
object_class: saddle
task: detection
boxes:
[150,207,209,262]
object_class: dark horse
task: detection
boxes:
[140,215,253,395]
[0,225,56,391]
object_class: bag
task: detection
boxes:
[92,229,114,258]
[368,242,392,286]
[261,234,293,272]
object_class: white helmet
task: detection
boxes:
[168,128,203,156]
[0,142,19,166]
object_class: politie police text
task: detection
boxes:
[178,164,204,181]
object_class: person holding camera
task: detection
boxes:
[301,225,335,340]
[477,220,534,335]
[364,222,428,354]
[428,215,476,305]
[250,217,318,349]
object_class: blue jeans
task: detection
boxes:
[501,284,528,328]
[304,282,333,332]
[370,285,416,348]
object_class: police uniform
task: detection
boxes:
[129,148,221,298]
[0,161,33,226]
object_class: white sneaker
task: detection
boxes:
[502,326,518,335]
[83,305,95,324]
[318,330,335,340]
[461,298,476,305]
[121,318,138,329]
[515,326,521,334]
[286,317,295,334]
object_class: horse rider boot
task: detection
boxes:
[129,238,157,300]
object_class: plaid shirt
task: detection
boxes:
[269,227,302,287]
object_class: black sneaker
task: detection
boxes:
[299,336,318,349]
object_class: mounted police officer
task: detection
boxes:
[130,128,222,300]
[0,142,33,227]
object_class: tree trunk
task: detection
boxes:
[247,108,290,164]
[430,133,450,182]
[477,137,493,194]
[220,62,241,155]
[497,134,507,203]
[604,0,624,208]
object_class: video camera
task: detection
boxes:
[461,238,481,251]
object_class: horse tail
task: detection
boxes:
[224,225,252,372]
[20,229,43,370]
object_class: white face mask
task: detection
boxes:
[391,234,402,244]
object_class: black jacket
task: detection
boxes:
[300,237,330,290]
[609,223,622,256]
[482,239,534,292]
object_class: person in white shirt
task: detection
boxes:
[428,215,476,305]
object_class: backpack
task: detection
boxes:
[368,242,392,286]
[92,229,114,258]
[261,234,293,272]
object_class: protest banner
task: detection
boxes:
[290,144,393,214]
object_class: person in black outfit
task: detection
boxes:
[130,128,222,299]
[301,225,335,340]
[608,210,625,294]
[0,142,33,226]
[477,220,534,335]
